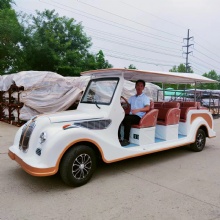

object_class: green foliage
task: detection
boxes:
[1,8,113,75]
[21,10,90,75]
[168,63,193,89]
[0,8,23,74]
[17,10,113,76]
[0,0,14,10]
[199,70,220,90]
[94,50,113,69]
[125,64,137,69]
[79,50,112,74]
[169,63,193,73]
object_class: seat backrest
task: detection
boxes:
[132,109,159,128]
[157,107,180,125]
[156,102,180,125]
[181,102,197,108]
[180,102,198,122]
[163,102,180,108]
[132,101,158,128]
[154,102,163,108]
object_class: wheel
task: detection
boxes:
[60,145,97,187]
[120,96,130,114]
[190,129,206,152]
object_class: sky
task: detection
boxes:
[13,0,220,75]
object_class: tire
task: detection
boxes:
[60,145,97,187]
[190,129,206,152]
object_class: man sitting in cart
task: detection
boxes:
[119,79,150,146]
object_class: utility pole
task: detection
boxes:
[183,29,194,72]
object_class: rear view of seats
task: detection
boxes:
[180,102,198,122]
[154,102,180,125]
[178,101,207,136]
[130,101,208,144]
[154,102,180,140]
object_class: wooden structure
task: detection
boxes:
[0,84,24,126]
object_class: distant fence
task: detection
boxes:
[157,89,220,119]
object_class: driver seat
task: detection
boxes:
[132,101,159,128]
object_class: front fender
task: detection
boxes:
[188,116,215,142]
[38,127,104,168]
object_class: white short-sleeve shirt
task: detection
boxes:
[128,93,150,118]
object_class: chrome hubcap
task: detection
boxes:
[79,164,85,169]
[72,154,92,179]
[196,133,204,149]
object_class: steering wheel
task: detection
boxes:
[120,96,130,114]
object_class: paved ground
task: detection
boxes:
[1,120,220,220]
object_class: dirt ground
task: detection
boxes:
[1,120,220,220]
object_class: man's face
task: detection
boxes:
[135,82,145,95]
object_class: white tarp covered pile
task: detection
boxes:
[0,71,162,121]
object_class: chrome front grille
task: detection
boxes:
[74,119,111,130]
[19,120,36,152]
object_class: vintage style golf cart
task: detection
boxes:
[8,69,216,187]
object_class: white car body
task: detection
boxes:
[8,69,216,186]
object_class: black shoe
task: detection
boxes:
[121,139,130,146]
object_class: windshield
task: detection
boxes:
[81,78,119,105]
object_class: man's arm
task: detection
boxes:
[131,105,150,115]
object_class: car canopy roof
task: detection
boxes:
[81,68,217,84]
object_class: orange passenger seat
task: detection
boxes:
[132,101,159,128]
[155,102,180,126]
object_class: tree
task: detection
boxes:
[21,10,92,76]
[199,70,220,90]
[168,63,193,89]
[125,64,137,69]
[20,10,113,76]
[0,0,13,10]
[59,50,113,75]
[169,63,193,73]
[1,8,113,75]
[0,0,24,74]
[94,50,113,69]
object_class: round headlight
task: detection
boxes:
[39,132,47,144]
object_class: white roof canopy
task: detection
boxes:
[81,68,218,84]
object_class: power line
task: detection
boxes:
[191,56,220,73]
[191,30,220,56]
[13,0,218,73]
[194,40,220,60]
[194,48,220,64]
[13,1,183,62]
[190,62,208,74]
[120,1,188,30]
[91,35,182,58]
[92,46,183,64]
[91,50,177,67]
[86,27,182,52]
[72,0,220,72]
[89,34,181,55]
[190,57,220,73]
[76,0,183,39]
[42,0,182,45]
[191,61,208,71]
[191,67,205,75]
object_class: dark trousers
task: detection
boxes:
[118,114,141,140]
